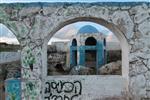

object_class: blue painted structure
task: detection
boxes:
[5,79,21,100]
[70,39,78,67]
[70,25,106,74]
[77,25,99,34]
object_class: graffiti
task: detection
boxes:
[5,79,21,100]
[44,80,82,100]
[22,80,41,100]
[21,46,42,99]
[23,47,36,71]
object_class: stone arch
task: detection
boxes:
[44,16,129,87]
[45,17,129,82]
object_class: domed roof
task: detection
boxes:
[77,25,99,34]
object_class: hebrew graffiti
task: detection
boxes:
[44,80,82,100]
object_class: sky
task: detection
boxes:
[0,0,149,3]
[0,24,20,44]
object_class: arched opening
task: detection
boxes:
[71,39,77,67]
[0,24,21,100]
[45,20,125,75]
[43,17,129,100]
[104,38,106,46]
[85,37,97,74]
[85,37,97,46]
[45,17,129,79]
[104,38,107,64]
[72,39,77,46]
[44,17,129,81]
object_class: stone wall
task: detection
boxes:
[0,2,149,100]
[44,76,127,100]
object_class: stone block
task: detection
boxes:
[138,19,150,36]
[112,11,134,39]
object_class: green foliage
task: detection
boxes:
[23,48,36,67]
[10,93,16,100]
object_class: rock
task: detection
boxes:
[129,5,149,24]
[19,6,41,17]
[79,67,95,75]
[112,11,134,39]
[147,91,150,98]
[138,19,150,36]
[30,15,54,40]
[146,80,150,91]
[148,59,150,67]
[43,6,58,15]
[134,11,149,24]
[98,60,121,75]
[136,74,146,88]
[135,62,148,74]
[145,71,150,80]
[69,66,95,75]
[132,41,144,51]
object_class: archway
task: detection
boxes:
[0,24,21,100]
[42,17,129,100]
[45,17,129,79]
[71,39,77,67]
[85,37,97,45]
[85,37,97,74]
[44,17,129,81]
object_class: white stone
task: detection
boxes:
[129,54,136,63]
[140,47,150,54]
[147,91,150,98]
[148,59,150,67]
[43,6,62,15]
[30,15,53,40]
[138,88,147,98]
[145,71,150,80]
[135,74,146,88]
[19,7,41,17]
[137,65,148,74]
[136,52,150,60]
[138,19,150,36]
[129,5,148,16]
[146,80,150,90]
[112,11,134,39]
[134,10,149,24]
[7,21,29,38]
[88,6,110,20]
[132,41,144,51]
